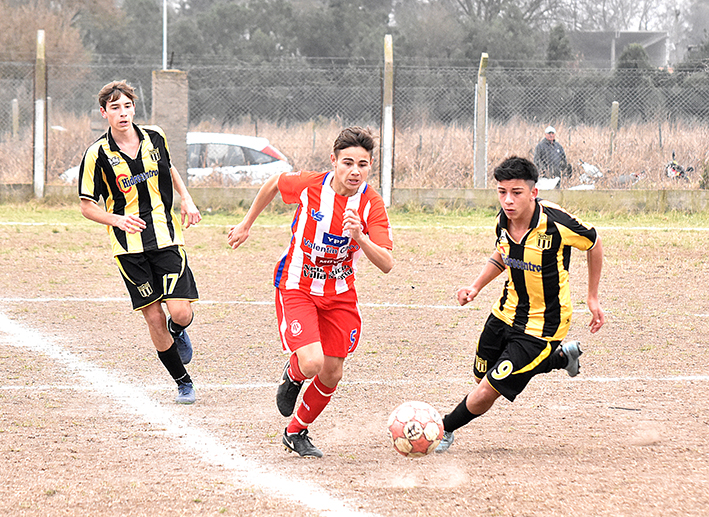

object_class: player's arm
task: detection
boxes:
[80,198,146,234]
[457,251,505,306]
[344,209,393,273]
[586,234,605,333]
[227,172,281,249]
[170,166,201,229]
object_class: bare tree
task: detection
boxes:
[555,0,672,31]
[443,0,560,26]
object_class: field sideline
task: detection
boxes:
[1,206,708,516]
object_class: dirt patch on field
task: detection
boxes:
[1,215,708,516]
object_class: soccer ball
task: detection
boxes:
[387,401,444,457]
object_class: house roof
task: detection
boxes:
[568,31,668,68]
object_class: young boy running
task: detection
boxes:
[435,156,604,452]
[227,126,394,457]
[78,80,201,404]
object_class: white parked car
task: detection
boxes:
[60,131,292,185]
[187,132,292,185]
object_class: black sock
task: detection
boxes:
[157,343,192,385]
[168,313,193,335]
[548,346,568,371]
[442,395,480,433]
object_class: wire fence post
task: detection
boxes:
[474,53,488,188]
[33,30,47,199]
[380,34,394,207]
[609,101,619,157]
[12,99,19,139]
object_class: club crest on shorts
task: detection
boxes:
[537,232,553,250]
[149,148,161,162]
[137,281,153,298]
[290,320,303,336]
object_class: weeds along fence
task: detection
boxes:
[1,60,708,190]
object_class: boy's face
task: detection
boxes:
[100,93,135,133]
[330,145,372,197]
[497,179,537,224]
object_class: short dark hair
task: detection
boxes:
[493,156,539,185]
[333,126,375,157]
[98,80,138,109]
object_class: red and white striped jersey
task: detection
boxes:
[274,170,393,296]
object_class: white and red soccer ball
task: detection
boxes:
[387,401,444,457]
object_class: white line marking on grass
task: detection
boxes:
[0,312,378,517]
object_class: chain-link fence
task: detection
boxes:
[2,60,708,189]
[0,63,35,184]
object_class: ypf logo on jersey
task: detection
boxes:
[323,233,349,249]
[149,148,160,162]
[537,233,553,250]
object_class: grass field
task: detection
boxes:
[1,204,708,516]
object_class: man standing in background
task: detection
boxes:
[534,126,572,179]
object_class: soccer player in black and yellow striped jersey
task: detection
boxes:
[436,156,604,453]
[78,81,201,404]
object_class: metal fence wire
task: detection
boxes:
[1,60,708,187]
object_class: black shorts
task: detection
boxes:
[474,314,560,402]
[115,246,199,310]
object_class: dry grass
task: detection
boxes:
[3,115,708,190]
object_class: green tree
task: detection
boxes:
[613,44,657,122]
[393,0,467,62]
[616,43,653,69]
[294,0,391,60]
[463,5,542,66]
[545,24,573,67]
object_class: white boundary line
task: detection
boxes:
[0,312,378,517]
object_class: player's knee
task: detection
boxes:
[168,304,194,328]
[297,355,324,378]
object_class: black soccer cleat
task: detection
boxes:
[282,428,323,458]
[276,361,304,417]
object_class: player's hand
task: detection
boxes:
[227,222,250,249]
[456,286,479,306]
[181,197,201,229]
[587,298,605,334]
[117,214,146,234]
[342,209,363,240]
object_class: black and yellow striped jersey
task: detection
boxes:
[78,124,184,256]
[492,198,598,342]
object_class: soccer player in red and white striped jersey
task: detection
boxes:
[228,127,393,457]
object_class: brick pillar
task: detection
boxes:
[152,70,189,184]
